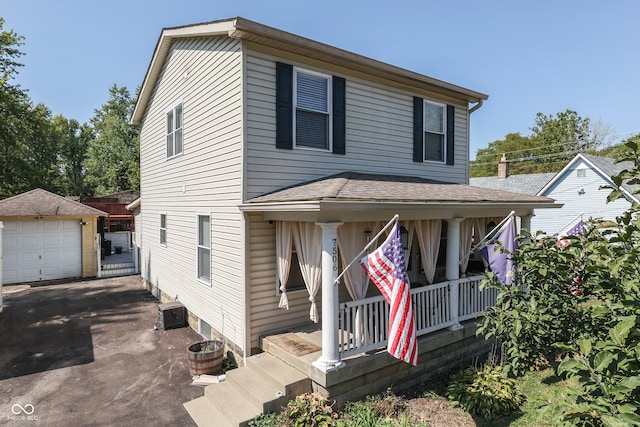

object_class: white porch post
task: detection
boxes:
[520,214,532,234]
[313,222,344,372]
[446,218,463,331]
[97,234,102,278]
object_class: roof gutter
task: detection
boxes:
[469,99,484,114]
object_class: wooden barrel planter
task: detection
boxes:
[187,340,224,376]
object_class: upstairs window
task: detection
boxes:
[413,97,455,165]
[423,101,446,162]
[294,68,331,151]
[276,62,345,154]
[166,103,183,158]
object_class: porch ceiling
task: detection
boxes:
[239,172,562,222]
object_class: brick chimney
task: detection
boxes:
[497,154,509,179]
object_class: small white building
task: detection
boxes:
[532,154,639,234]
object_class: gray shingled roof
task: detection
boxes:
[580,154,640,195]
[0,188,107,217]
[246,172,556,204]
[470,173,556,196]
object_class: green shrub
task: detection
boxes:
[247,411,282,427]
[284,393,340,427]
[447,364,524,419]
[342,399,387,427]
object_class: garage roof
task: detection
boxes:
[0,188,107,218]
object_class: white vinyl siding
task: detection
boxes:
[247,215,323,348]
[294,68,331,151]
[245,49,469,200]
[138,36,245,350]
[531,159,632,234]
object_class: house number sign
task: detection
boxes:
[332,238,338,272]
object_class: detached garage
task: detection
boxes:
[0,189,106,285]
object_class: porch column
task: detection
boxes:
[446,217,463,331]
[520,214,532,234]
[312,222,344,372]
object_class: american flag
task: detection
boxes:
[558,219,585,247]
[360,222,418,366]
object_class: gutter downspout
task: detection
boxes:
[467,99,484,183]
[469,99,484,114]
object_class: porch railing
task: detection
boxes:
[339,274,494,358]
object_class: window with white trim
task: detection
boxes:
[423,101,446,162]
[294,68,331,150]
[160,214,167,245]
[197,214,210,284]
[166,103,183,158]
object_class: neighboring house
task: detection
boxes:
[0,188,106,285]
[131,17,558,409]
[532,153,639,234]
[472,154,639,235]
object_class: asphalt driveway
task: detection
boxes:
[0,276,204,426]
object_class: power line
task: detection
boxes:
[471,150,583,167]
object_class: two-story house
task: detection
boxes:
[131,17,558,418]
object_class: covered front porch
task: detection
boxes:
[260,273,493,405]
[240,172,560,397]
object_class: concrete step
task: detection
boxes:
[222,364,288,414]
[183,396,232,427]
[184,352,312,427]
[244,353,311,398]
[101,262,136,277]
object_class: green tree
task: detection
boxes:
[471,132,533,177]
[84,84,139,195]
[56,115,92,196]
[597,133,640,162]
[471,110,612,177]
[479,136,640,424]
[23,103,61,192]
[0,17,32,198]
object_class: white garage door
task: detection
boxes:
[3,220,82,284]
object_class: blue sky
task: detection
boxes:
[3,1,639,159]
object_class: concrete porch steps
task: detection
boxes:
[184,352,311,427]
[101,261,136,277]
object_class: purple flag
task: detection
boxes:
[479,216,516,285]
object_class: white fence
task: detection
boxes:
[339,275,496,358]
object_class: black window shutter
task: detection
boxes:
[446,105,455,165]
[275,62,293,149]
[332,76,346,154]
[413,97,424,162]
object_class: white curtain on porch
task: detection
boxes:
[337,222,376,346]
[276,221,293,309]
[415,219,442,284]
[459,218,482,274]
[337,222,373,301]
[402,220,415,269]
[292,222,323,323]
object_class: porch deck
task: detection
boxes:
[260,274,496,406]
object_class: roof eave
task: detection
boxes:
[131,17,488,125]
[239,200,562,222]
